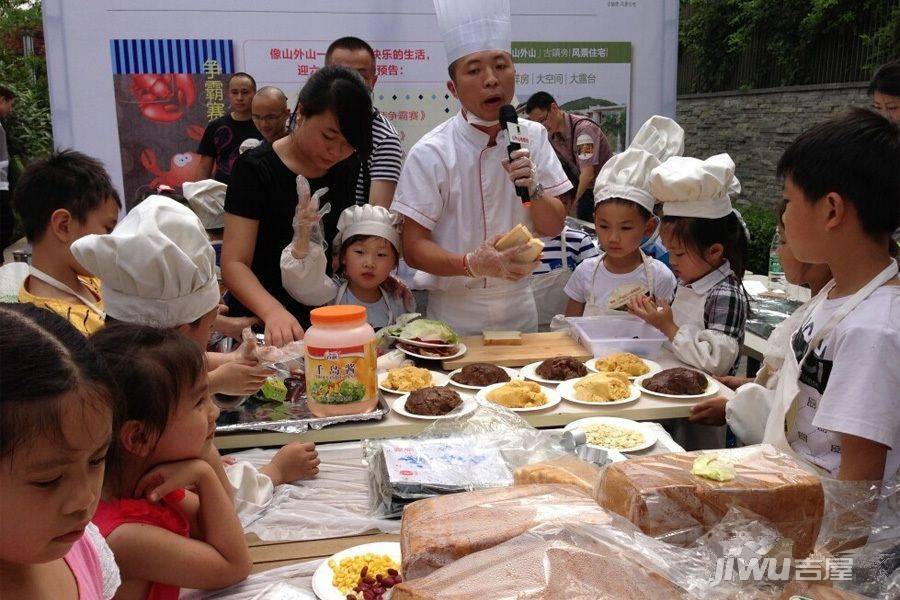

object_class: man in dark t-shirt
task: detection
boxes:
[197,72,262,184]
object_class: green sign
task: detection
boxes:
[511,42,632,64]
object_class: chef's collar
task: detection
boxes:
[685,260,733,294]
[455,109,498,147]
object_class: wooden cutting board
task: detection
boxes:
[442,331,591,369]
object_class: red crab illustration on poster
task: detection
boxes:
[139,124,206,189]
[130,74,197,123]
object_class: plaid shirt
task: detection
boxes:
[704,275,749,374]
[678,262,748,375]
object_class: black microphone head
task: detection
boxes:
[499,104,518,126]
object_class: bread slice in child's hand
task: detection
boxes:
[607,282,650,310]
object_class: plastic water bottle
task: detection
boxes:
[768,230,786,292]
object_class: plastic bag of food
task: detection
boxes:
[362,402,567,518]
[593,444,825,557]
[513,455,602,494]
[392,519,724,600]
[400,484,614,579]
[809,475,900,599]
[240,326,305,375]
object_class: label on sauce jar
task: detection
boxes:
[306,340,377,405]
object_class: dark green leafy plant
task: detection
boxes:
[1,0,51,170]
[680,0,899,93]
[738,203,779,276]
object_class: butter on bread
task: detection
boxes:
[495,224,544,264]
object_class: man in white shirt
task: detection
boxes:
[392,0,572,334]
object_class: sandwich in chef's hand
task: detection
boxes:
[494,224,545,263]
[463,223,544,282]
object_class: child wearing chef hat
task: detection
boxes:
[281,201,413,328]
[70,195,275,397]
[71,195,321,504]
[563,116,683,319]
[627,153,750,377]
[563,147,677,318]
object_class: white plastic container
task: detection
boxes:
[305,305,378,417]
[567,315,667,359]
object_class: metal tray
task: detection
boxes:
[214,390,391,434]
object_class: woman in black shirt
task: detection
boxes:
[223,67,371,345]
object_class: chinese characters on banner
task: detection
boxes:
[513,41,632,152]
[243,40,456,151]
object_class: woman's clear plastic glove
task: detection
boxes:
[465,234,537,281]
[290,175,329,259]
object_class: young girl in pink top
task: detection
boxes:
[91,324,251,600]
[0,304,120,600]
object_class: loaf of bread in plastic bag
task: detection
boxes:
[594,444,824,557]
[400,484,613,579]
[513,455,602,494]
[393,522,689,599]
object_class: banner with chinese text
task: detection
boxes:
[110,39,234,208]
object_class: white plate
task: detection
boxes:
[634,371,720,399]
[447,366,521,390]
[475,381,562,412]
[312,541,401,600]
[564,416,657,453]
[398,342,467,361]
[392,392,477,420]
[378,369,450,395]
[556,376,641,406]
[393,335,457,349]
[585,355,663,380]
[520,360,589,386]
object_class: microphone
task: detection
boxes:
[499,104,530,203]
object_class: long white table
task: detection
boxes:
[214,349,732,450]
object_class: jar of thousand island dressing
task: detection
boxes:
[304,305,378,417]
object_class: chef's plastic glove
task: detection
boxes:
[500,148,537,194]
[465,235,536,282]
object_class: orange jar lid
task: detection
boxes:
[310,305,367,326]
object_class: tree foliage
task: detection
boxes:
[680,0,900,92]
[1,0,51,172]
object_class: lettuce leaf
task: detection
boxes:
[398,318,459,344]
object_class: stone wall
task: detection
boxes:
[676,82,870,207]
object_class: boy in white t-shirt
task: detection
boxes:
[564,147,676,317]
[778,107,900,482]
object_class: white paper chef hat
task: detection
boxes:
[630,115,685,162]
[333,205,402,254]
[593,148,661,213]
[649,153,736,219]
[433,0,511,65]
[71,195,220,328]
[182,179,226,230]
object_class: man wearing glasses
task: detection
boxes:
[526,91,612,221]
[251,87,290,143]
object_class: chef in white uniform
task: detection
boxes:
[392,0,571,335]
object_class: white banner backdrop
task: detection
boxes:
[43,0,678,198]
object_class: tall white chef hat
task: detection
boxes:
[593,148,660,214]
[333,204,402,254]
[649,153,737,219]
[71,195,220,328]
[630,115,685,162]
[433,0,511,65]
[182,179,226,230]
